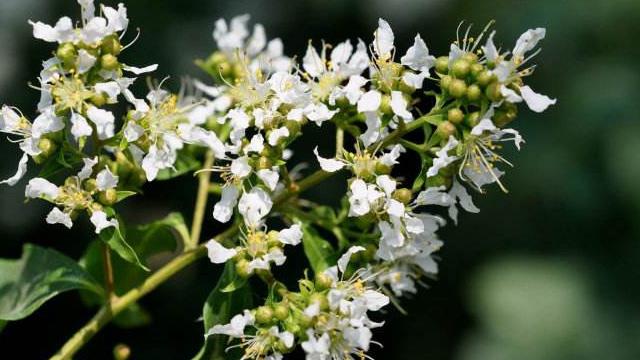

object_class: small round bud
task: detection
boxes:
[90,93,107,107]
[470,63,484,77]
[56,43,76,64]
[466,84,482,102]
[113,344,131,360]
[38,138,57,157]
[274,303,289,321]
[476,71,494,87]
[101,36,122,55]
[309,293,329,311]
[267,230,281,248]
[255,306,274,325]
[99,188,118,206]
[447,108,464,124]
[375,162,392,175]
[257,156,272,170]
[236,259,251,278]
[100,54,119,71]
[436,121,456,139]
[451,59,470,78]
[485,82,502,102]
[64,177,78,188]
[90,202,103,212]
[315,272,334,290]
[461,52,479,64]
[392,188,413,204]
[435,56,449,74]
[440,75,453,91]
[84,179,98,192]
[464,112,481,128]
[448,79,468,98]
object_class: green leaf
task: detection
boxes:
[156,151,201,180]
[116,190,137,203]
[99,220,149,272]
[129,212,190,252]
[0,244,104,321]
[301,224,336,274]
[193,262,252,360]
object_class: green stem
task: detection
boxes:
[189,150,215,249]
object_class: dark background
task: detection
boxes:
[1,0,639,359]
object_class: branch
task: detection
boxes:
[188,150,215,249]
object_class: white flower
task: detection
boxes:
[213,185,239,223]
[230,156,252,179]
[206,310,254,337]
[426,136,459,177]
[122,64,158,75]
[400,34,436,89]
[278,223,303,245]
[96,167,118,191]
[90,210,118,234]
[25,178,59,199]
[205,240,237,264]
[313,147,345,172]
[348,179,383,217]
[360,112,382,147]
[302,330,331,358]
[87,107,115,140]
[1,153,29,186]
[46,207,73,228]
[70,112,93,140]
[357,90,381,113]
[268,126,290,146]
[519,85,557,113]
[390,91,413,121]
[78,157,98,180]
[238,188,273,227]
[373,18,394,60]
[257,168,280,191]
[337,246,366,273]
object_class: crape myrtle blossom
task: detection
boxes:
[0,5,557,358]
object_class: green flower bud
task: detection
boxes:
[466,84,482,102]
[257,156,272,170]
[398,77,416,94]
[447,108,464,124]
[448,79,467,98]
[84,179,98,192]
[236,259,251,278]
[440,75,453,91]
[375,161,392,175]
[255,306,274,325]
[380,95,392,115]
[461,52,479,64]
[90,202,103,212]
[451,59,470,78]
[113,344,131,360]
[274,303,289,321]
[470,63,484,78]
[64,177,78,188]
[436,121,456,138]
[90,92,107,107]
[392,188,413,204]
[56,43,76,65]
[485,82,502,102]
[101,36,122,56]
[309,293,329,312]
[267,230,281,248]
[476,71,494,87]
[464,111,481,128]
[99,188,118,206]
[100,54,119,71]
[435,56,449,74]
[315,272,334,290]
[38,138,57,157]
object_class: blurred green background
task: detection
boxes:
[1,0,639,359]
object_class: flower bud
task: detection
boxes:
[64,177,78,188]
[99,188,118,206]
[440,75,453,91]
[375,162,392,175]
[464,111,481,128]
[101,35,122,55]
[257,156,272,170]
[380,95,393,115]
[38,138,57,157]
[392,188,413,204]
[255,306,274,325]
[451,59,470,78]
[274,303,289,321]
[435,56,449,74]
[448,79,467,98]
[462,52,479,64]
[398,77,416,94]
[113,344,131,360]
[236,259,252,278]
[436,121,456,139]
[470,63,484,78]
[267,230,280,247]
[90,202,103,212]
[485,82,502,102]
[100,54,119,71]
[476,71,494,87]
[56,43,76,65]
[314,272,334,290]
[90,92,107,107]
[84,179,98,192]
[309,293,329,312]
[447,108,464,124]
[466,84,482,102]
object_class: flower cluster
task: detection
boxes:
[0,3,556,359]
